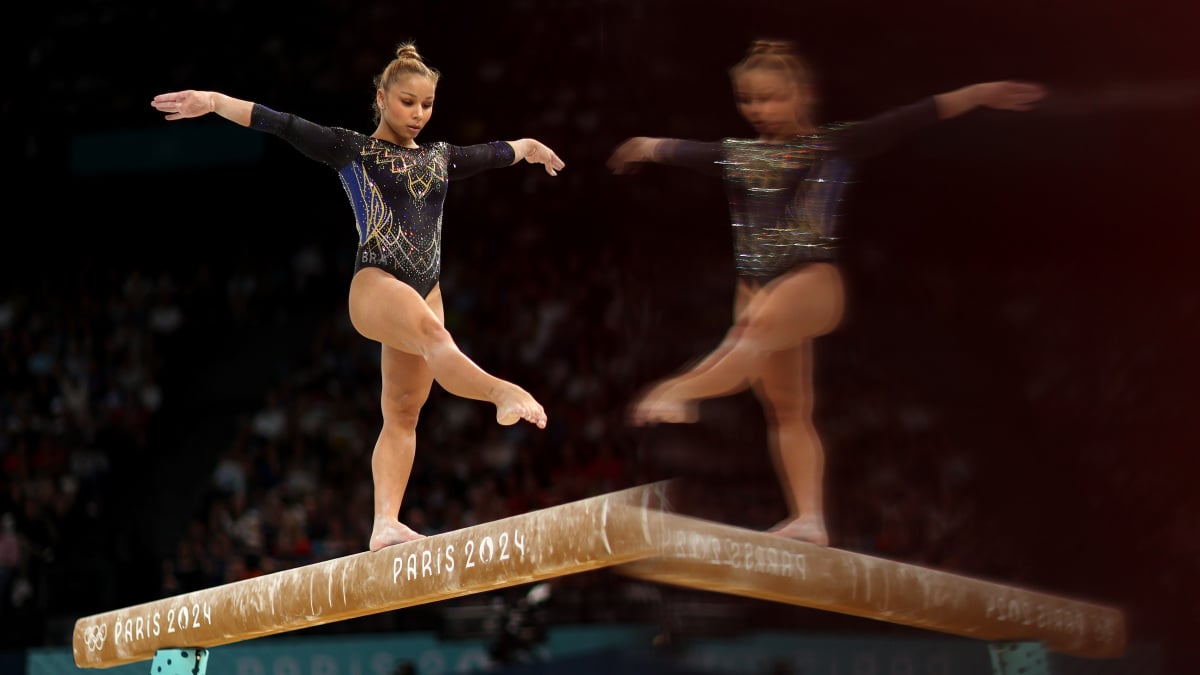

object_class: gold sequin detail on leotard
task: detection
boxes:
[354,141,450,287]
[721,129,853,279]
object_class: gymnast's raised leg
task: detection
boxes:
[351,274,546,550]
[350,270,546,429]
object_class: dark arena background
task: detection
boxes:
[2,1,1198,673]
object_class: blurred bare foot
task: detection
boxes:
[769,515,829,546]
[628,384,699,426]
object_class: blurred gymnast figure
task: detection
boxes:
[152,41,565,551]
[608,40,1045,545]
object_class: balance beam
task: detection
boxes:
[72,483,667,669]
[74,480,1126,669]
[616,508,1126,660]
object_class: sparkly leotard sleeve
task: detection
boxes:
[657,97,939,282]
[250,104,516,298]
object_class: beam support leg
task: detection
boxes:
[149,648,209,675]
[989,642,1051,675]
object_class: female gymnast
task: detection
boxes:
[152,42,565,551]
[607,40,1044,545]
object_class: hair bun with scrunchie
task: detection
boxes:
[396,43,423,62]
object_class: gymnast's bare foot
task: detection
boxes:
[369,518,426,552]
[493,384,547,428]
[628,384,699,426]
[769,515,829,546]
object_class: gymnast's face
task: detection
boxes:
[378,75,436,148]
[734,69,812,140]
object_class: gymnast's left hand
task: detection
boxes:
[973,81,1048,112]
[519,139,566,176]
[151,90,215,121]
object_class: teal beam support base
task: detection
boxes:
[990,641,1050,675]
[149,648,208,675]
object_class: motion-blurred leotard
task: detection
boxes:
[658,97,940,283]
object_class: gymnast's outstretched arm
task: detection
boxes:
[607,137,724,176]
[152,90,253,126]
[505,138,566,176]
[934,81,1047,119]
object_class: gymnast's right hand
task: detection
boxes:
[607,137,660,174]
[151,90,216,121]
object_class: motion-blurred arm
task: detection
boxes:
[834,81,1047,161]
[934,81,1047,119]
[607,137,723,176]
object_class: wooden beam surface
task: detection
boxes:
[616,508,1126,659]
[73,483,666,669]
[73,480,1126,667]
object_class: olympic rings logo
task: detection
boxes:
[83,624,107,651]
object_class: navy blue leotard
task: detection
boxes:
[251,104,515,298]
